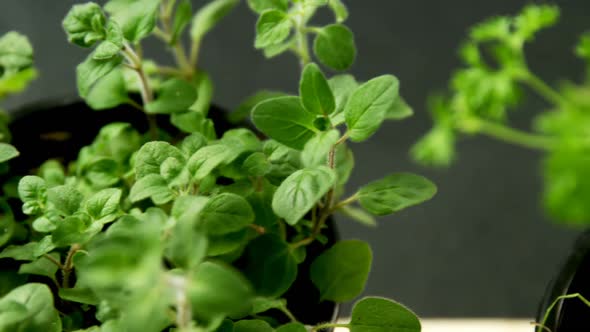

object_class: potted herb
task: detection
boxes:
[412,4,590,331]
[0,1,436,331]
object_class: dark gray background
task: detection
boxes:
[1,0,588,318]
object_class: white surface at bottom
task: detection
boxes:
[334,319,533,332]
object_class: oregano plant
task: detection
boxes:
[0,1,436,331]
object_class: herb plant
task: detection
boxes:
[411,4,590,330]
[0,1,436,331]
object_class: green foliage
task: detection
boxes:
[349,297,421,332]
[0,1,438,331]
[310,240,372,302]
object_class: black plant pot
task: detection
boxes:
[4,97,339,328]
[536,230,590,331]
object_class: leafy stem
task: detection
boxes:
[62,244,81,289]
[158,1,193,77]
[537,293,590,332]
[457,117,556,151]
[518,70,571,109]
[293,3,312,68]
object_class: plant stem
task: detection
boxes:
[311,323,350,332]
[122,44,158,140]
[520,72,570,109]
[43,254,64,270]
[460,118,556,151]
[62,244,81,289]
[331,194,359,212]
[278,305,297,322]
[167,274,192,329]
[248,224,266,235]
[293,3,311,68]
[159,2,193,77]
[537,293,590,332]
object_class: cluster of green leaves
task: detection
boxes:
[0,31,37,164]
[248,0,355,70]
[413,4,590,226]
[0,0,436,331]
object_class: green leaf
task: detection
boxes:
[0,143,18,163]
[85,188,122,223]
[251,297,287,314]
[77,53,123,98]
[52,215,94,247]
[93,21,124,60]
[62,2,106,47]
[358,173,437,216]
[349,297,421,332]
[386,96,413,120]
[0,201,15,246]
[167,197,209,268]
[514,5,560,42]
[272,166,336,225]
[243,152,271,177]
[18,253,59,283]
[190,72,214,116]
[171,0,193,44]
[310,240,372,302]
[171,111,216,137]
[187,144,233,180]
[0,68,37,99]
[199,193,255,235]
[135,141,185,178]
[300,63,336,115]
[345,75,399,142]
[188,262,254,322]
[0,32,33,73]
[328,0,349,23]
[191,0,239,42]
[85,69,128,110]
[247,0,289,13]
[244,234,297,297]
[129,174,174,204]
[104,0,160,42]
[0,237,54,261]
[313,24,356,71]
[18,176,46,215]
[301,130,340,167]
[255,10,293,49]
[58,287,99,305]
[337,205,377,227]
[0,284,61,332]
[252,96,319,150]
[145,78,198,114]
[277,322,306,332]
[233,320,274,332]
[47,185,83,216]
[329,74,359,125]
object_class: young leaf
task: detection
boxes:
[313,24,356,71]
[0,32,33,74]
[76,53,123,98]
[199,193,255,235]
[18,176,47,215]
[233,320,274,332]
[171,0,192,44]
[46,185,83,216]
[85,69,128,110]
[247,0,289,13]
[0,143,18,163]
[190,72,214,115]
[301,129,340,167]
[52,215,93,247]
[145,78,198,114]
[129,174,174,204]
[349,297,421,332]
[300,63,336,116]
[328,0,349,23]
[386,96,413,120]
[310,240,372,302]
[272,166,336,225]
[92,21,124,60]
[62,3,106,47]
[135,142,185,178]
[358,173,437,216]
[85,188,122,224]
[104,0,160,42]
[345,75,399,142]
[191,0,239,43]
[252,96,319,150]
[255,10,293,49]
[244,234,297,297]
[0,284,62,332]
[171,111,216,137]
[337,205,377,227]
[188,262,254,322]
[242,152,271,177]
[187,144,233,180]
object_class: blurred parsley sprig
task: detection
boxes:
[413,4,590,226]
